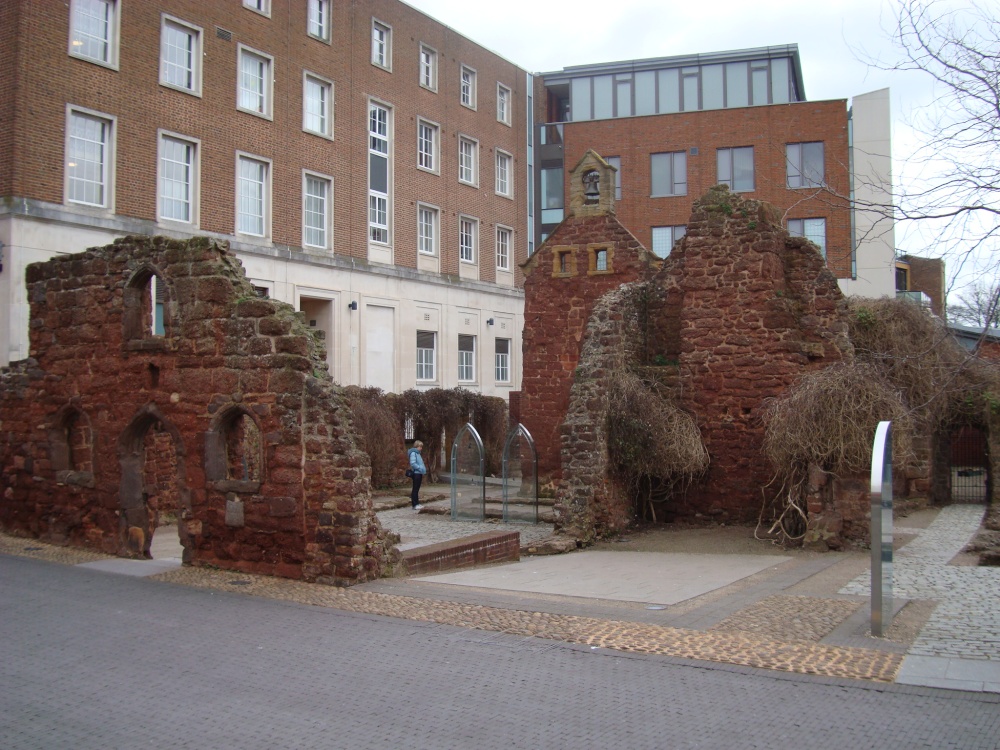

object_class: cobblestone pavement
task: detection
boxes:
[5,555,1000,750]
[3,501,996,689]
[376,500,555,550]
[841,504,1000,662]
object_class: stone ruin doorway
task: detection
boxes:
[118,405,191,561]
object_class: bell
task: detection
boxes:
[582,170,600,203]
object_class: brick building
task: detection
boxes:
[1,6,897,401]
[536,48,896,300]
[0,0,536,399]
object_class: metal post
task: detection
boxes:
[870,420,894,637]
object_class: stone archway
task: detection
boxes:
[118,404,190,560]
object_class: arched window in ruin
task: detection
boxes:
[205,406,264,490]
[123,266,175,347]
[50,403,95,485]
[225,411,263,483]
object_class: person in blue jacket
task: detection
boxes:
[407,440,427,510]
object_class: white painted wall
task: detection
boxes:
[840,88,897,300]
[0,212,524,398]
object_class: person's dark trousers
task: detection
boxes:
[410,473,423,506]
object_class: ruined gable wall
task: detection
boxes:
[0,235,392,584]
[650,187,852,521]
[520,214,653,494]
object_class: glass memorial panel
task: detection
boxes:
[503,424,538,524]
[451,423,485,521]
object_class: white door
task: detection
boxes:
[364,305,395,392]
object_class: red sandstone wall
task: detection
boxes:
[0,236,392,584]
[520,213,654,492]
[650,187,851,522]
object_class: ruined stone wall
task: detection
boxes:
[0,235,393,584]
[555,284,648,540]
[648,187,852,522]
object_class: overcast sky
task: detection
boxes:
[404,0,987,296]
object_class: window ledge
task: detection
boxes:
[56,470,95,488]
[209,479,262,494]
[125,338,176,353]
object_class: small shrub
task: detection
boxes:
[343,386,403,489]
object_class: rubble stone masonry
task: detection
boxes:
[0,236,395,585]
[649,185,852,521]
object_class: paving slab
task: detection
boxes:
[414,550,791,605]
[76,557,183,577]
[897,655,1000,693]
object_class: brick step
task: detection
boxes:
[401,531,519,576]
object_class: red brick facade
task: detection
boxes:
[1,0,531,282]
[559,100,853,278]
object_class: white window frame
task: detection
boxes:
[419,44,437,92]
[786,142,825,189]
[651,225,687,258]
[494,338,511,383]
[458,135,478,187]
[302,170,333,250]
[68,0,120,69]
[497,83,512,126]
[650,151,687,197]
[495,149,513,198]
[788,218,827,258]
[237,45,274,120]
[368,100,392,246]
[606,156,622,200]
[307,0,331,42]
[417,118,439,174]
[717,146,755,192]
[416,331,436,382]
[235,152,272,239]
[243,0,270,17]
[303,72,334,139]
[65,105,116,210]
[159,15,202,96]
[459,216,478,264]
[157,130,200,226]
[458,334,476,383]
[460,65,477,109]
[496,225,512,271]
[371,19,391,70]
[417,204,439,256]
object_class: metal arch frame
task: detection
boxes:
[870,420,894,637]
[450,422,486,521]
[502,423,539,524]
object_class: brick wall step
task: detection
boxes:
[401,531,520,576]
